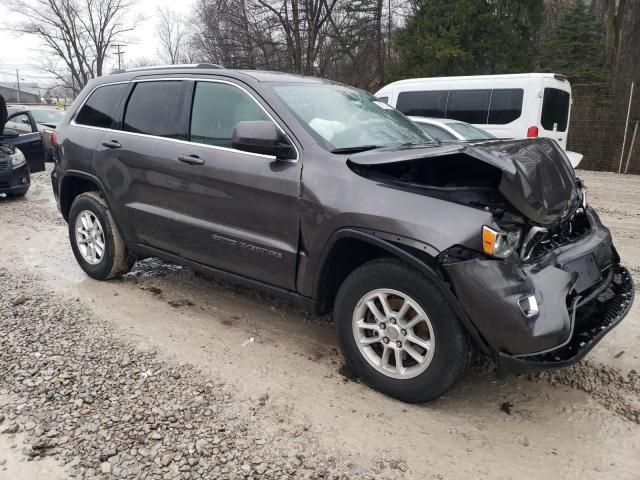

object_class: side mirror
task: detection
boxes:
[231,121,295,160]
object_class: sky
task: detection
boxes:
[0,0,194,88]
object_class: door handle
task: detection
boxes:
[101,140,121,149]
[178,154,204,165]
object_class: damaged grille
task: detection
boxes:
[521,208,590,261]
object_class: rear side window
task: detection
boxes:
[396,91,447,117]
[416,123,456,141]
[123,81,186,139]
[190,82,270,149]
[488,89,523,124]
[75,84,127,128]
[446,90,491,124]
[541,88,570,132]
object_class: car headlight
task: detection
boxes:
[482,225,521,258]
[11,149,26,168]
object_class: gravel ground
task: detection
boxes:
[0,266,390,480]
[1,166,639,479]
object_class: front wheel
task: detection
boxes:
[68,192,135,280]
[334,258,471,402]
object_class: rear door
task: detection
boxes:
[93,79,192,251]
[539,78,572,149]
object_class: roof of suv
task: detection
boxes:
[98,64,327,85]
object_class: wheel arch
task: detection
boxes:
[312,228,491,355]
[59,171,107,222]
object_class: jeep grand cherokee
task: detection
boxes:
[51,65,634,402]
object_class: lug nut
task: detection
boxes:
[390,318,396,324]
[401,329,407,335]
[383,337,389,344]
[396,341,402,348]
[379,323,386,329]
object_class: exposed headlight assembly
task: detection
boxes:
[482,225,521,258]
[11,149,26,168]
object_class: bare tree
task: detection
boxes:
[156,6,188,64]
[4,0,138,94]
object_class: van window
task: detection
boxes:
[190,82,270,149]
[446,90,491,124]
[123,81,186,139]
[376,96,389,104]
[541,88,570,132]
[75,84,127,129]
[396,91,447,117]
[488,89,524,124]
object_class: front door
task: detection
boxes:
[4,111,45,172]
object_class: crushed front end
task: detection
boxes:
[441,199,634,375]
[347,138,634,373]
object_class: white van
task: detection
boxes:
[375,73,573,150]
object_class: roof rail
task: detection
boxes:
[120,63,224,73]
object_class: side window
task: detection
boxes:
[396,91,447,117]
[416,123,456,141]
[123,81,186,139]
[75,84,127,128]
[376,96,389,104]
[488,89,523,124]
[190,82,270,149]
[446,89,491,124]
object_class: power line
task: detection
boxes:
[112,43,126,70]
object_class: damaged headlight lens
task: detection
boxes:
[10,149,26,168]
[482,226,521,258]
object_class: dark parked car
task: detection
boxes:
[1,95,31,197]
[7,105,66,162]
[51,65,634,402]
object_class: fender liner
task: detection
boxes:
[312,228,491,355]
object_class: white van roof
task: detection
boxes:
[384,73,567,87]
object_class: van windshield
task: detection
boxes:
[541,88,570,132]
[271,83,432,152]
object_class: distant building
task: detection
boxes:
[0,83,41,104]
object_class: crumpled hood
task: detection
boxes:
[347,138,579,225]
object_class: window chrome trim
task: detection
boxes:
[70,77,300,162]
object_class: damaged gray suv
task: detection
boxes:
[51,65,634,402]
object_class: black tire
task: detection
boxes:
[68,191,135,280]
[334,258,471,403]
[8,187,29,197]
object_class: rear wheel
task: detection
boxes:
[334,258,470,402]
[68,192,135,280]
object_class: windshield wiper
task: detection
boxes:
[331,145,382,154]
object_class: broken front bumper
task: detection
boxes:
[497,264,633,375]
[442,208,634,374]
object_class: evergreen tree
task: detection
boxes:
[391,0,544,80]
[537,0,608,84]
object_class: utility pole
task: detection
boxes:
[16,69,21,103]
[113,43,126,70]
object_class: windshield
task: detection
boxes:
[31,109,66,124]
[447,122,496,140]
[271,83,432,151]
